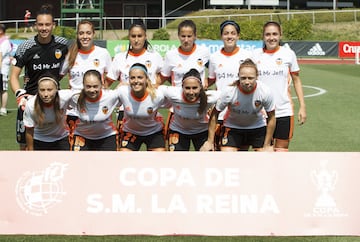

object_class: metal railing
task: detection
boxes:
[2,9,359,33]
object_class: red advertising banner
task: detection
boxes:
[0,152,359,236]
[338,41,360,58]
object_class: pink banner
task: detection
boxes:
[0,152,359,236]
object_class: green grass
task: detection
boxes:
[0,235,360,241]
[290,64,360,151]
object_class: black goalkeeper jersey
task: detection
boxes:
[13,35,68,95]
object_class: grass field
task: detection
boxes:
[1,63,360,241]
[1,63,359,151]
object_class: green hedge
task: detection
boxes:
[196,19,312,40]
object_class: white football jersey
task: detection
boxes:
[216,81,275,129]
[60,45,112,90]
[161,44,209,87]
[252,46,300,118]
[159,85,220,135]
[23,90,74,142]
[107,49,163,85]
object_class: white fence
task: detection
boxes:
[2,9,360,32]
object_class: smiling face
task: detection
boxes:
[38,80,57,104]
[83,74,102,100]
[129,26,147,53]
[129,67,148,97]
[35,14,55,43]
[221,24,239,52]
[178,26,196,52]
[263,24,282,51]
[182,77,202,102]
[77,23,95,51]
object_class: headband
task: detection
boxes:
[129,65,148,75]
[220,20,240,34]
[182,76,202,85]
[38,77,59,89]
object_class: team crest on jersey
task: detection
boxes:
[276,58,283,65]
[94,59,100,67]
[222,137,228,145]
[102,106,109,114]
[171,133,179,145]
[55,49,62,59]
[147,107,154,114]
[80,108,86,113]
[145,60,152,69]
[234,101,240,106]
[197,58,203,67]
[254,100,262,107]
[121,140,128,147]
[169,144,175,151]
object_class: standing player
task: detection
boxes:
[106,21,163,87]
[0,24,12,116]
[118,63,167,151]
[252,21,307,151]
[160,19,209,88]
[208,20,253,149]
[158,69,219,151]
[10,4,68,150]
[60,20,111,91]
[23,75,75,150]
[201,59,276,152]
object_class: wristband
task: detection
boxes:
[15,89,26,98]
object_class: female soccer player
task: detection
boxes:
[208,20,252,89]
[208,20,253,149]
[160,19,209,88]
[60,20,112,90]
[23,75,75,150]
[200,59,276,152]
[69,70,120,151]
[159,69,219,151]
[252,21,307,151]
[106,21,163,87]
[118,63,167,151]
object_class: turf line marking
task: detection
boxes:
[292,85,327,99]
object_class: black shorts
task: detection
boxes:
[34,136,70,150]
[220,126,266,149]
[273,116,294,140]
[16,106,26,144]
[168,130,208,151]
[120,131,165,151]
[72,134,117,151]
[0,74,3,92]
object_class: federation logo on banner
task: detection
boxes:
[16,162,68,216]
[305,160,347,218]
